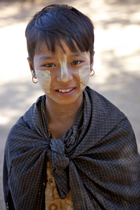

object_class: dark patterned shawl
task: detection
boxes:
[3,86,140,210]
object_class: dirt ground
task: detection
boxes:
[0,0,140,209]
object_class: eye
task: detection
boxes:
[44,63,55,67]
[71,60,82,65]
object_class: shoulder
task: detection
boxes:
[4,95,46,161]
[85,86,125,120]
[15,94,46,128]
[6,94,46,144]
[22,94,46,128]
[86,86,138,147]
[85,86,137,143]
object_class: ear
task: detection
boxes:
[90,51,95,72]
[27,57,37,78]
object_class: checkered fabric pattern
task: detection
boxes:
[3,86,140,210]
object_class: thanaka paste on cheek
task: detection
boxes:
[79,65,90,90]
[36,70,51,93]
[79,53,90,90]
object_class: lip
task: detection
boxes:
[56,87,76,96]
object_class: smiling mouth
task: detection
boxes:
[58,88,74,93]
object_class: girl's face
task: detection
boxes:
[29,41,93,105]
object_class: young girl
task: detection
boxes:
[3,4,140,210]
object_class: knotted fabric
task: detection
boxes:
[49,138,70,198]
[50,139,70,170]
[3,86,140,210]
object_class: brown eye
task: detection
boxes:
[44,63,55,67]
[71,60,82,65]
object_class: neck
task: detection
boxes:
[45,94,83,139]
[45,95,83,125]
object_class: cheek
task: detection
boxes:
[79,65,90,90]
[36,70,51,93]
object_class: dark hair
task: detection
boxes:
[25,4,94,63]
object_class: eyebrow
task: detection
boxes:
[39,52,87,61]
[39,55,54,61]
[71,52,87,57]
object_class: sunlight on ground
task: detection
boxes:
[0,24,29,84]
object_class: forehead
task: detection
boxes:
[35,40,89,57]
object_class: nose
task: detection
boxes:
[56,63,73,82]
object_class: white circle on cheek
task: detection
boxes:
[79,65,90,90]
[36,70,51,93]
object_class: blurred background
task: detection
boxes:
[0,0,140,209]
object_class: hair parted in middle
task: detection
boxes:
[25,4,94,63]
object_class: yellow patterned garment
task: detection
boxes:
[45,133,74,210]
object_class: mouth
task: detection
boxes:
[56,87,76,95]
[58,88,73,93]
